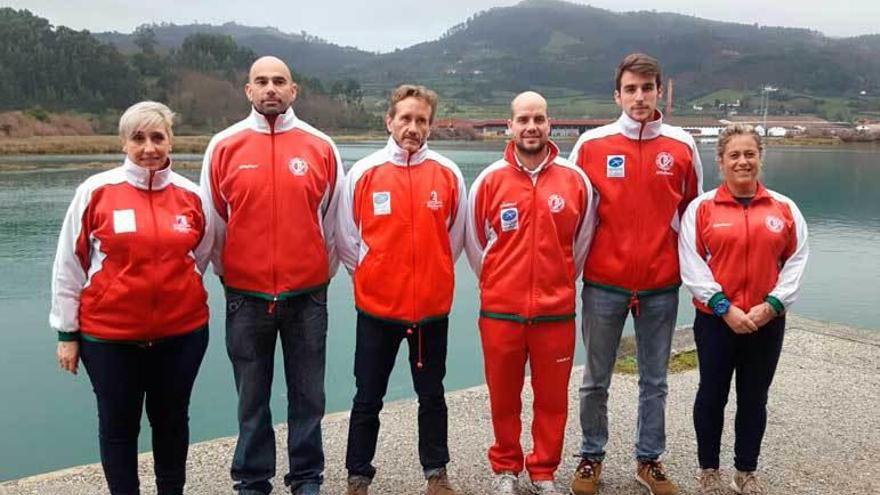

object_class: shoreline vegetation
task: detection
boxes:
[0,134,856,161]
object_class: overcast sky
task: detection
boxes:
[6,0,879,52]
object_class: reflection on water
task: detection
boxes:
[0,143,878,480]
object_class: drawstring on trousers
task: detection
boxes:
[406,324,424,369]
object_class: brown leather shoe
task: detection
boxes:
[570,458,602,495]
[426,468,458,495]
[635,460,678,495]
[346,476,369,495]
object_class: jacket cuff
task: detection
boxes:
[708,292,728,310]
[764,295,784,315]
[57,331,81,342]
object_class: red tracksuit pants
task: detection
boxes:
[479,317,576,480]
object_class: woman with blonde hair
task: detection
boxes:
[51,101,213,494]
[679,124,809,495]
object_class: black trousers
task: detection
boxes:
[80,327,208,495]
[692,311,785,471]
[345,312,450,479]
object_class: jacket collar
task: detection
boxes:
[616,110,664,140]
[714,181,772,204]
[123,157,173,191]
[247,106,299,134]
[503,139,560,175]
[384,136,430,166]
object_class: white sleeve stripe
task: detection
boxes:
[678,190,723,305]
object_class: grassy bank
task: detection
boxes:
[0,133,391,156]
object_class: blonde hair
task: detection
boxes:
[716,124,764,161]
[387,84,439,124]
[118,101,175,140]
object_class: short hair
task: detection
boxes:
[717,124,764,161]
[615,53,662,91]
[118,101,175,140]
[387,84,439,124]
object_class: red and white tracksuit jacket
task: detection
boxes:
[466,140,596,322]
[569,111,703,299]
[50,159,212,342]
[336,137,466,324]
[200,107,343,299]
[465,141,596,479]
[679,182,809,315]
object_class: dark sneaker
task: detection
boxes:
[635,460,678,495]
[570,458,602,495]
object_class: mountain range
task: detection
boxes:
[96,0,880,99]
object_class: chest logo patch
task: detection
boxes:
[288,157,309,176]
[500,206,519,232]
[113,209,136,234]
[548,194,565,213]
[173,215,192,233]
[426,190,443,211]
[373,191,391,216]
[655,152,675,175]
[606,155,625,178]
[765,215,784,233]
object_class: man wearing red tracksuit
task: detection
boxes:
[200,57,343,495]
[568,54,703,495]
[336,85,466,495]
[466,92,596,495]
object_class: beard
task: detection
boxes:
[254,101,288,117]
[515,138,547,157]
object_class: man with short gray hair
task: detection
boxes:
[336,84,466,495]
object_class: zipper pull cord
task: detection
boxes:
[628,291,641,317]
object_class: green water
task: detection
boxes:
[1,142,878,480]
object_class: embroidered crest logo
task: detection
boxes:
[548,194,565,213]
[173,215,191,233]
[426,190,443,211]
[655,152,674,173]
[765,215,784,233]
[288,157,309,176]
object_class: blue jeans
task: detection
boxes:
[80,327,208,495]
[578,285,678,461]
[226,289,328,494]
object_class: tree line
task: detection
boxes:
[0,9,377,132]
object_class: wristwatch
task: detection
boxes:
[712,298,731,317]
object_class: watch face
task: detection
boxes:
[714,299,731,316]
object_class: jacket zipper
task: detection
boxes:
[406,154,417,323]
[743,204,751,307]
[148,171,159,335]
[270,122,278,313]
[528,172,538,323]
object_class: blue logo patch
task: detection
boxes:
[608,157,624,168]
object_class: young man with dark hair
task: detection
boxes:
[568,53,704,495]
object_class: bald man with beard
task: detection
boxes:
[200,56,344,495]
[465,92,596,495]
